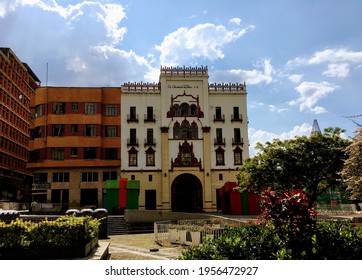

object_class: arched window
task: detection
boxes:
[180,103,189,116]
[173,104,180,116]
[190,121,198,139]
[190,104,197,116]
[173,120,198,139]
[215,146,225,166]
[181,150,191,165]
[173,121,181,139]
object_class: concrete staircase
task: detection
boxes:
[107,215,128,236]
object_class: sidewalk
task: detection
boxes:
[104,233,186,260]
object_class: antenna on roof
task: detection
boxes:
[46,62,48,86]
[311,119,321,136]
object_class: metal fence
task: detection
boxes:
[154,217,249,246]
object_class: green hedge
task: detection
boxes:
[0,215,100,250]
[180,220,362,260]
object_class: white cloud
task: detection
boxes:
[210,59,275,85]
[322,63,350,78]
[268,105,288,113]
[155,22,252,65]
[1,0,127,44]
[288,74,303,83]
[308,48,362,65]
[229,17,241,25]
[248,123,312,156]
[290,81,338,114]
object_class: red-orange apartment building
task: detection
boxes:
[0,48,40,203]
[27,87,121,209]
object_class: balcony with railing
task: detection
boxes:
[144,138,156,147]
[213,114,225,122]
[144,114,156,123]
[214,137,226,146]
[127,114,139,123]
[232,137,244,146]
[231,114,243,122]
[127,138,139,146]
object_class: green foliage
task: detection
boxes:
[0,215,100,249]
[180,222,286,260]
[237,128,349,206]
[314,220,362,260]
[180,220,361,260]
[181,188,361,260]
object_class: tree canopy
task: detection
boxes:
[340,128,362,203]
[236,127,350,206]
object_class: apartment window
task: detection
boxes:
[128,147,138,166]
[145,106,155,121]
[219,173,223,181]
[52,148,64,160]
[52,125,65,136]
[52,102,65,114]
[71,124,78,134]
[85,103,97,114]
[234,146,243,165]
[146,147,155,166]
[81,172,98,182]
[146,128,154,145]
[34,173,48,183]
[105,148,118,160]
[232,107,242,121]
[214,107,224,121]
[131,175,136,180]
[53,172,70,182]
[128,106,138,122]
[105,104,118,116]
[215,147,225,166]
[84,147,97,159]
[72,102,78,112]
[148,175,153,182]
[105,126,118,137]
[233,128,242,145]
[215,128,224,145]
[35,104,43,117]
[70,147,78,157]
[103,171,117,181]
[128,128,137,145]
[85,124,97,136]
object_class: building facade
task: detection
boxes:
[27,87,121,209]
[0,48,40,203]
[121,66,249,212]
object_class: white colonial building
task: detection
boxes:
[120,66,249,213]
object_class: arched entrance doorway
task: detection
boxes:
[171,173,203,212]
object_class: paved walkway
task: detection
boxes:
[104,233,186,260]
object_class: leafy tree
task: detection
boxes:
[236,127,349,206]
[340,128,362,207]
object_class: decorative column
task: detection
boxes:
[160,127,170,211]
[202,126,213,212]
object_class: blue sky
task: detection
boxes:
[1,0,361,156]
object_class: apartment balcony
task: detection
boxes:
[213,114,225,122]
[144,114,156,123]
[127,114,139,123]
[144,138,156,147]
[127,138,139,146]
[231,114,243,122]
[232,137,244,146]
[214,137,226,146]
